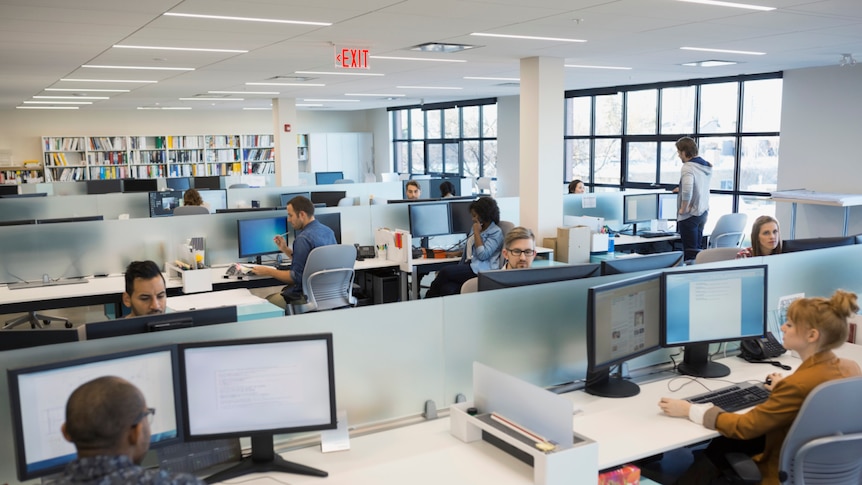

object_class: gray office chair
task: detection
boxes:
[460,277,479,294]
[337,197,355,207]
[333,178,355,184]
[4,311,71,330]
[172,205,210,216]
[289,244,357,315]
[694,247,740,264]
[498,220,515,239]
[726,376,862,484]
[228,183,250,189]
[707,213,747,248]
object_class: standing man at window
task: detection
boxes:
[674,137,712,260]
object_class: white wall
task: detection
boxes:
[777,66,862,237]
[496,95,520,197]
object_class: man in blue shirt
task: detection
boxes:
[252,196,337,308]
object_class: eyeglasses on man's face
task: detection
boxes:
[506,248,535,257]
[132,407,156,426]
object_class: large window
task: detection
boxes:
[564,73,782,225]
[391,99,497,178]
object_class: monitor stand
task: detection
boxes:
[583,368,640,398]
[203,434,327,483]
[678,343,730,378]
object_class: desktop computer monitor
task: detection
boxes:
[0,184,19,196]
[280,191,312,207]
[86,179,123,195]
[122,178,159,193]
[661,264,768,378]
[601,251,684,276]
[310,191,347,208]
[178,333,336,483]
[314,171,344,185]
[658,193,678,221]
[37,215,104,224]
[449,199,475,235]
[193,176,222,190]
[197,188,227,213]
[408,202,451,239]
[148,190,183,217]
[585,273,662,398]
[166,177,192,191]
[0,328,78,351]
[6,345,181,481]
[477,264,600,291]
[237,216,288,264]
[315,212,342,244]
[82,306,239,340]
[623,193,658,234]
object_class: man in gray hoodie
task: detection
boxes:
[675,137,712,260]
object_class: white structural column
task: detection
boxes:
[519,57,564,242]
[272,98,299,187]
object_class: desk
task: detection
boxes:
[613,233,679,247]
[771,190,862,238]
[167,288,284,321]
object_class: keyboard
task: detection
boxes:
[638,231,675,238]
[686,382,770,412]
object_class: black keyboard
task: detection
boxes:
[686,383,770,412]
[638,231,675,238]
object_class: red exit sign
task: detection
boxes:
[335,46,369,69]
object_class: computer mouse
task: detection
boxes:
[764,376,773,386]
[614,233,621,238]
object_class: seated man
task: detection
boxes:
[252,196,337,308]
[59,376,204,484]
[123,260,166,317]
[405,180,421,200]
[500,227,537,270]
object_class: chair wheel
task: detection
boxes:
[65,322,73,328]
[43,320,52,326]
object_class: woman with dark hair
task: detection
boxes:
[439,180,456,198]
[425,197,503,297]
[738,215,782,258]
[568,179,585,194]
[183,188,204,206]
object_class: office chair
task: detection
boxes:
[5,311,71,330]
[498,220,515,239]
[477,177,493,194]
[337,197,355,207]
[707,213,747,248]
[228,183,250,189]
[724,376,862,485]
[333,178,355,184]
[289,244,357,315]
[172,205,210,216]
[694,247,740,264]
[460,277,479,294]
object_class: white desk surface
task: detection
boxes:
[0,275,124,305]
[167,288,266,311]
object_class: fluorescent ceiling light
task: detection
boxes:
[681,47,765,55]
[295,71,384,77]
[246,82,326,87]
[396,85,462,90]
[303,99,361,103]
[370,56,466,63]
[114,44,248,53]
[243,107,272,110]
[164,12,331,26]
[345,93,406,97]
[24,101,93,105]
[17,106,79,110]
[682,60,738,67]
[178,97,244,101]
[60,78,158,83]
[411,42,476,53]
[676,0,775,11]
[82,65,195,71]
[565,64,632,70]
[296,103,323,107]
[137,106,192,110]
[209,90,279,95]
[471,32,586,43]
[33,95,109,100]
[464,76,520,81]
[45,88,130,93]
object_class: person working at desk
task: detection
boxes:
[501,226,537,270]
[425,196,503,297]
[123,260,166,317]
[58,376,204,485]
[674,137,712,260]
[405,180,422,200]
[737,215,783,258]
[658,290,861,485]
[251,195,337,308]
[568,179,585,194]
[182,188,207,209]
[439,180,456,198]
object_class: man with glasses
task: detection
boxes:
[500,227,536,270]
[58,376,204,484]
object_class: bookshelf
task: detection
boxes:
[242,134,275,174]
[43,136,86,182]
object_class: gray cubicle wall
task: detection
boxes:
[1,245,861,484]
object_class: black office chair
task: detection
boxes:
[4,310,71,329]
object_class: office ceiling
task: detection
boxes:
[2,0,861,112]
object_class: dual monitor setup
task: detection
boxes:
[585,264,768,398]
[407,199,478,247]
[7,333,337,483]
[86,176,223,195]
[622,192,678,235]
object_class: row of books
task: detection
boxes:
[242,148,274,161]
[242,134,274,147]
[45,152,84,166]
[44,137,84,152]
[45,167,86,182]
[130,151,166,164]
[130,136,165,150]
[1,170,42,184]
[205,150,240,163]
[207,135,240,148]
[87,151,127,165]
[166,136,204,149]
[88,137,127,151]
[250,161,275,174]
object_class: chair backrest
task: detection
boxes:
[172,205,210,216]
[334,178,354,184]
[778,376,862,484]
[498,220,515,239]
[337,197,355,207]
[694,247,740,264]
[293,244,357,313]
[708,213,748,248]
[460,277,479,294]
[228,183,250,189]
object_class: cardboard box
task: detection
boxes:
[556,226,591,264]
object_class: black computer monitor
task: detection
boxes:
[449,199,475,235]
[658,193,678,221]
[193,176,222,190]
[314,171,344,185]
[122,178,159,193]
[310,191,347,208]
[6,345,182,481]
[585,273,662,398]
[601,251,683,276]
[477,263,601,291]
[197,189,227,213]
[0,184,19,195]
[280,191,312,207]
[83,307,238,340]
[37,215,104,224]
[148,190,183,217]
[166,177,192,191]
[0,219,37,226]
[315,212,342,244]
[0,328,78,351]
[216,207,279,214]
[178,333,336,483]
[86,179,123,194]
[408,202,451,245]
[623,193,658,234]
[782,236,857,253]
[237,216,288,264]
[661,265,768,378]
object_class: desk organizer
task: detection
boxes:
[450,401,597,485]
[167,264,212,294]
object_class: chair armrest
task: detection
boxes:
[724,452,761,484]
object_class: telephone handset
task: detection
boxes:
[740,331,787,361]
